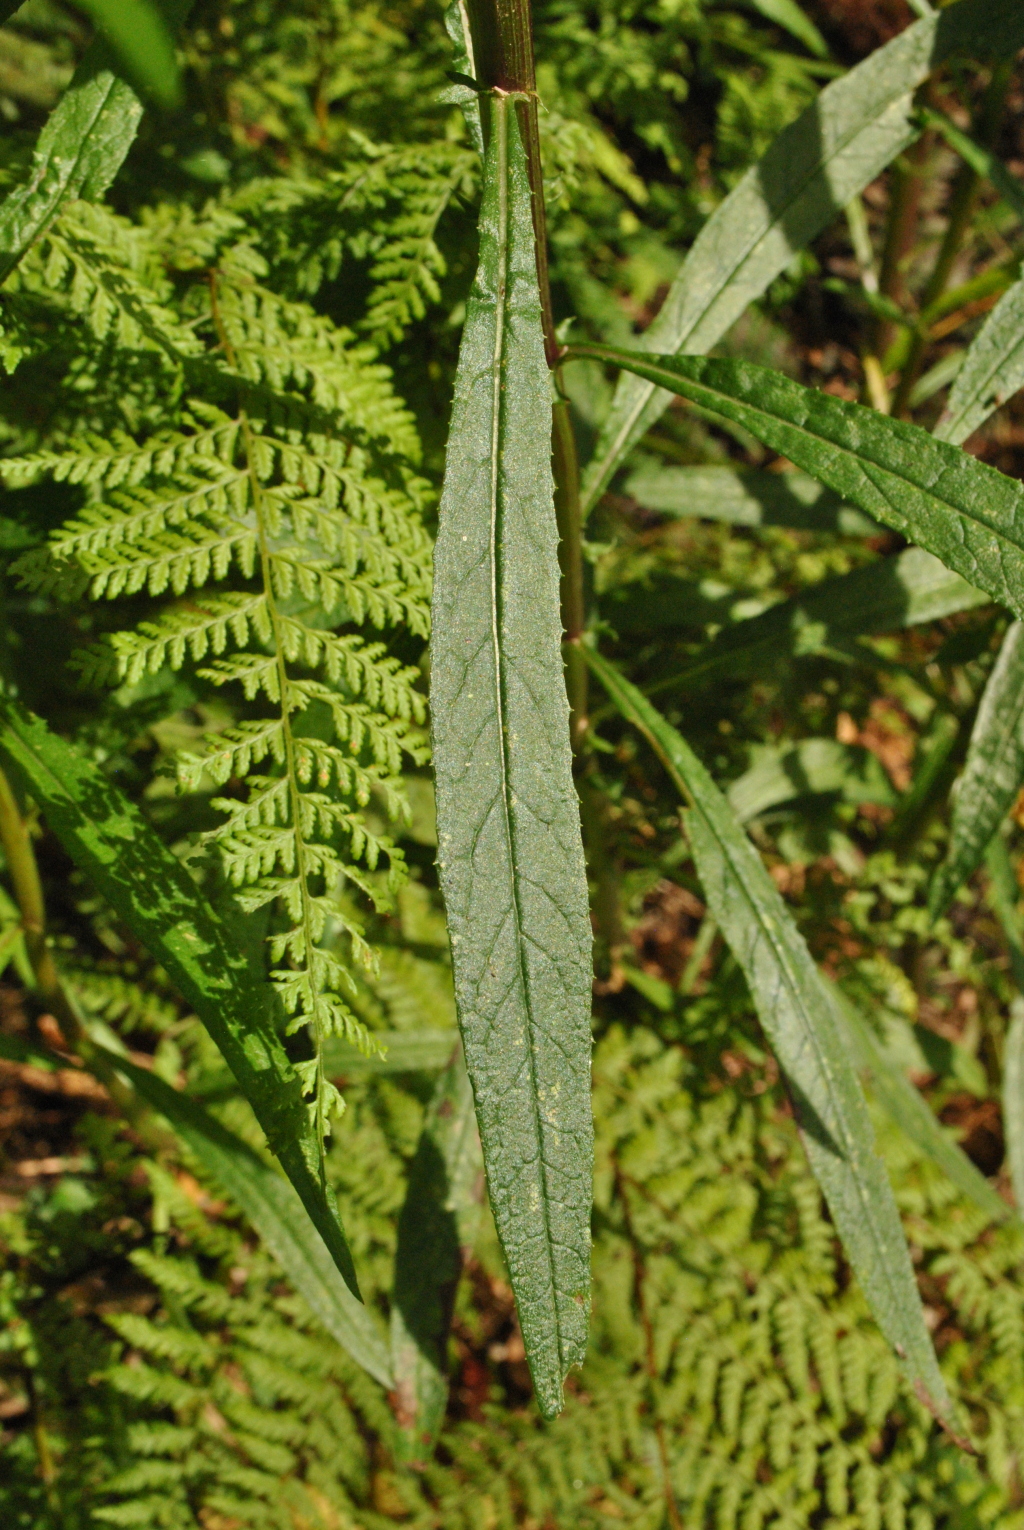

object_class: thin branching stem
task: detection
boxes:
[0,765,83,1048]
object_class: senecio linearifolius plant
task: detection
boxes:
[4,0,1024,1484]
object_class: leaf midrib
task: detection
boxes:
[588,347,1024,555]
[487,97,564,1366]
[585,26,926,505]
[592,651,917,1344]
[941,318,1024,445]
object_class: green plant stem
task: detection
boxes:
[25,1367,58,1512]
[0,762,159,1138]
[464,0,557,366]
[873,134,929,360]
[890,168,978,416]
[553,398,588,752]
[679,914,717,996]
[0,764,82,1048]
[578,776,625,980]
[891,64,1012,416]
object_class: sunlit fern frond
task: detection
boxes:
[5,221,432,1155]
[223,139,478,344]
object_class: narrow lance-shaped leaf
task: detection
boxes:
[1004,1000,1024,1214]
[580,0,1024,513]
[623,463,878,535]
[0,0,194,288]
[926,260,1024,921]
[0,695,362,1301]
[986,834,1024,991]
[834,990,1011,1225]
[746,0,829,58]
[934,276,1024,447]
[924,119,1024,449]
[929,622,1024,918]
[391,1041,483,1463]
[626,547,989,697]
[921,109,1024,226]
[74,0,182,109]
[984,836,1024,1213]
[443,0,484,156]
[585,645,963,1439]
[430,92,593,1420]
[727,738,896,824]
[571,345,1024,620]
[0,1030,393,1386]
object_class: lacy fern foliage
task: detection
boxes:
[4,197,433,1145]
[237,140,477,344]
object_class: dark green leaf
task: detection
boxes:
[327,1030,457,1076]
[835,992,1011,1224]
[430,93,593,1420]
[727,739,896,823]
[104,1049,392,1386]
[573,345,1024,619]
[985,834,1024,989]
[391,1041,483,1463]
[935,277,1024,447]
[930,623,1024,917]
[0,1029,393,1385]
[920,109,1024,225]
[0,0,193,287]
[579,0,1024,512]
[191,1030,460,1100]
[73,0,181,108]
[585,645,962,1438]
[0,694,361,1301]
[638,548,988,699]
[623,463,878,535]
[984,837,1024,1212]
[886,710,961,848]
[747,0,829,57]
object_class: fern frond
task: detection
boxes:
[10,234,431,1161]
[9,200,197,363]
[225,140,477,346]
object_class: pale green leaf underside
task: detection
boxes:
[586,646,959,1437]
[572,346,1024,620]
[727,738,896,823]
[580,0,1024,513]
[429,96,593,1419]
[624,463,878,535]
[930,622,1024,917]
[0,695,361,1302]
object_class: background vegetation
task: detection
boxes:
[3,0,1024,1525]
